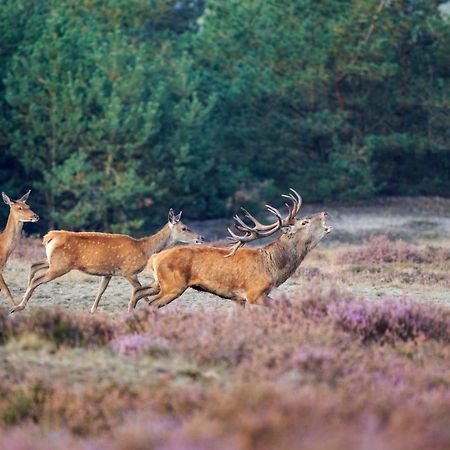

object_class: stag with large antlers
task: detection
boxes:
[129,189,331,311]
[0,190,39,306]
[12,209,204,313]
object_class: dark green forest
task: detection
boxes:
[1,0,449,233]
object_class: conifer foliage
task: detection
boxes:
[0,0,449,231]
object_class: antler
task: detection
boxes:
[281,188,302,224]
[225,188,302,257]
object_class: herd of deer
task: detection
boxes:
[0,189,331,313]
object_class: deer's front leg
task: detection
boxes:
[0,272,16,306]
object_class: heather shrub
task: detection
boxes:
[297,285,351,319]
[0,427,80,450]
[395,267,450,287]
[110,333,170,357]
[119,285,450,372]
[292,346,336,372]
[120,307,263,368]
[120,299,335,375]
[294,266,326,281]
[1,397,449,450]
[6,308,114,348]
[0,381,137,435]
[292,283,450,344]
[41,383,138,435]
[337,235,429,265]
[8,332,55,352]
[1,382,50,425]
[328,297,450,344]
[0,308,8,344]
[425,245,450,263]
[1,283,450,449]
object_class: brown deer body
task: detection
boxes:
[0,191,39,306]
[131,190,331,310]
[13,209,203,313]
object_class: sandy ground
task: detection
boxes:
[2,196,449,315]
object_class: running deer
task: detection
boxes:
[1,190,39,306]
[130,189,331,311]
[12,209,204,313]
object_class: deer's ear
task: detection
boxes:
[2,192,12,206]
[18,190,31,203]
[168,208,182,225]
[168,208,175,225]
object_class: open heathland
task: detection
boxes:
[0,198,449,449]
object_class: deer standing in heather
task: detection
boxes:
[12,209,203,313]
[0,190,39,306]
[130,189,332,311]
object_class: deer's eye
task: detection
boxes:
[182,227,187,231]
[18,206,22,210]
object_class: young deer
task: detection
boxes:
[12,209,203,313]
[0,190,39,306]
[130,189,331,311]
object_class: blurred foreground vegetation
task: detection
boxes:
[1,281,450,449]
[1,0,449,233]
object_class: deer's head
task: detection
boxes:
[2,190,39,223]
[167,208,204,244]
[285,211,332,249]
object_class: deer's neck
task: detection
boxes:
[1,213,23,260]
[139,224,174,256]
[261,234,310,287]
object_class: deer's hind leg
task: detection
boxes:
[90,276,112,314]
[147,287,186,309]
[132,262,187,311]
[130,278,185,311]
[28,260,49,287]
[144,274,187,310]
[246,284,273,307]
[11,266,70,313]
[129,282,160,311]
[125,274,161,312]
